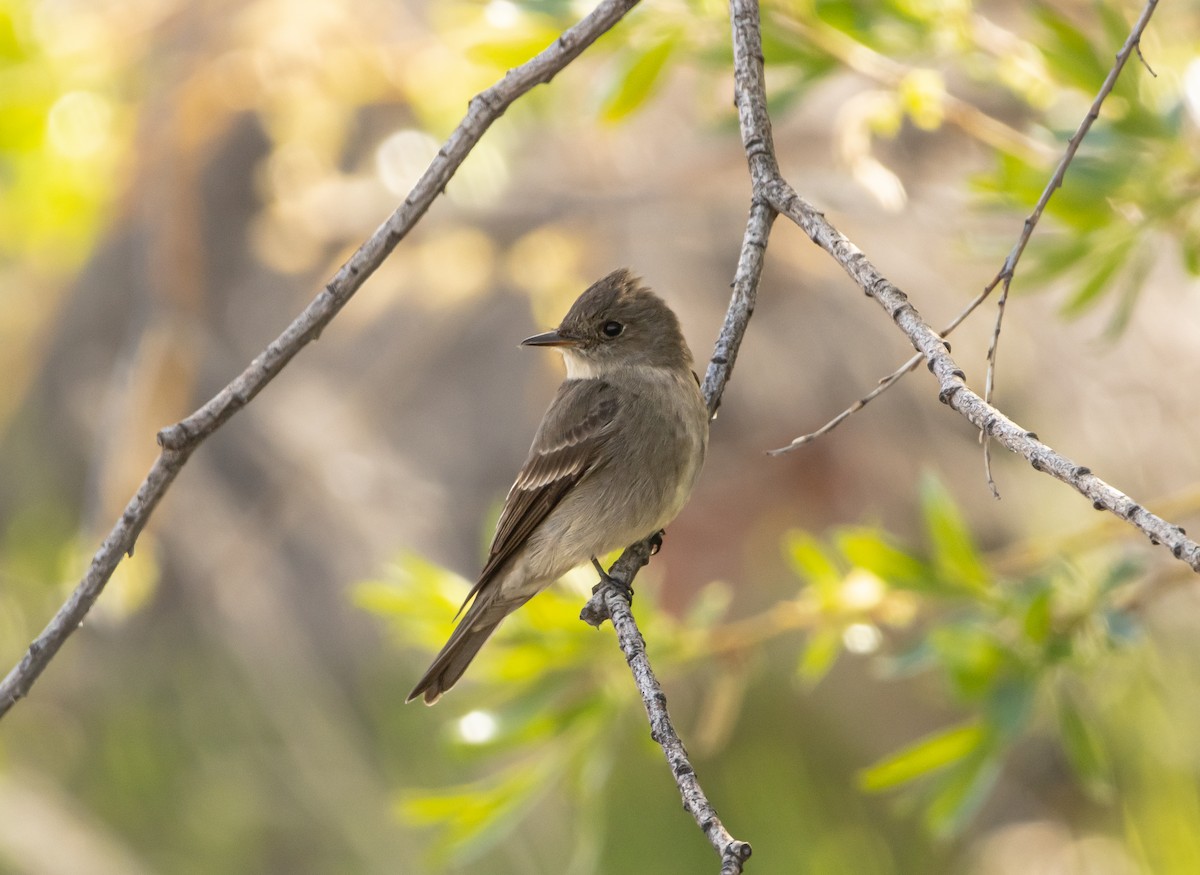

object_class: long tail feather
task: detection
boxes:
[406,609,503,705]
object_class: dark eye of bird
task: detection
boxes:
[602,321,624,338]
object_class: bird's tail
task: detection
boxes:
[406,602,504,705]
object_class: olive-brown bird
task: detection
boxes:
[407,269,709,704]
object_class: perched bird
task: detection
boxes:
[407,269,709,704]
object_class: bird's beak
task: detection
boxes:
[521,329,580,348]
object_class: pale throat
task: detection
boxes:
[562,350,602,380]
[561,349,684,382]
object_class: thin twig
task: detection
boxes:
[573,1,790,868]
[981,0,1159,495]
[0,0,643,721]
[770,0,1159,459]
[580,544,752,874]
[576,202,768,874]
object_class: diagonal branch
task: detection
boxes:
[723,0,1194,570]
[766,174,1200,571]
[0,0,643,722]
[580,542,753,875]
[771,0,1159,458]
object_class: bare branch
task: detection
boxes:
[0,0,643,722]
[580,544,752,874]
[718,0,1191,566]
[576,196,770,873]
[571,0,793,867]
[771,0,1159,457]
[766,174,1200,570]
[573,0,787,864]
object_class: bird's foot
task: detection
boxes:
[648,529,665,556]
[591,556,634,602]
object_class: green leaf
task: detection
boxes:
[859,719,986,792]
[1101,241,1154,338]
[928,624,1007,699]
[1034,5,1109,93]
[600,37,677,122]
[923,746,1001,838]
[1056,693,1113,800]
[798,626,843,687]
[1022,587,1053,646]
[920,475,989,593]
[467,24,566,70]
[783,530,842,602]
[400,759,555,864]
[1059,234,1134,318]
[1182,233,1200,276]
[835,527,934,592]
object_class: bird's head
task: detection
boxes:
[521,269,693,378]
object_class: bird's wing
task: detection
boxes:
[459,379,620,613]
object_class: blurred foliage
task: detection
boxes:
[3,0,1200,873]
[355,554,712,868]
[362,476,1171,868]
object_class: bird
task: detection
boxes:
[407,268,709,704]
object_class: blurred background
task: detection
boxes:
[3,0,1200,872]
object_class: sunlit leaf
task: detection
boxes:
[919,475,989,593]
[783,530,843,604]
[835,528,933,592]
[923,746,1001,838]
[798,626,843,687]
[600,37,678,122]
[1033,5,1109,92]
[399,758,555,864]
[1022,587,1053,646]
[467,24,567,70]
[859,720,986,792]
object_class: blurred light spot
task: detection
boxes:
[296,176,387,239]
[972,821,1138,875]
[505,225,588,326]
[32,5,108,60]
[446,139,510,208]
[376,129,441,197]
[843,623,881,654]
[416,226,497,307]
[457,710,498,744]
[837,90,908,211]
[250,211,322,275]
[265,142,328,198]
[484,0,521,28]
[840,568,885,612]
[852,157,907,212]
[47,91,112,159]
[1184,59,1200,125]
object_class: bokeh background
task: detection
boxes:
[3,0,1200,872]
